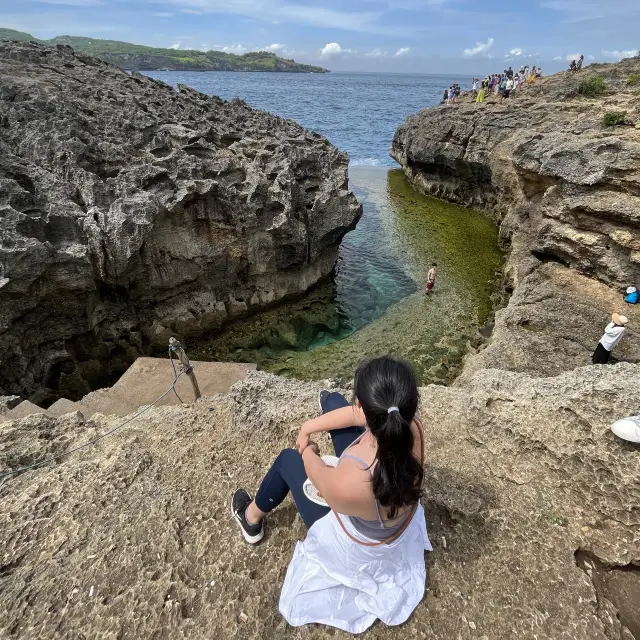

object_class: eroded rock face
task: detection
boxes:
[0,367,638,639]
[0,42,361,405]
[392,59,640,376]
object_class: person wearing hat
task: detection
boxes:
[592,313,628,364]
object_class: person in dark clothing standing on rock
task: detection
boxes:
[592,314,628,364]
[576,54,584,70]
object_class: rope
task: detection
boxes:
[0,353,188,481]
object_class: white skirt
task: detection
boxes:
[279,504,432,634]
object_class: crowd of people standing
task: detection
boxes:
[473,64,543,102]
[442,64,543,105]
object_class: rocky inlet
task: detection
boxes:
[0,41,361,405]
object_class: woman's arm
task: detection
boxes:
[295,405,366,454]
[301,448,369,516]
[303,405,366,434]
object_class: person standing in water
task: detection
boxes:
[592,313,628,364]
[426,263,437,295]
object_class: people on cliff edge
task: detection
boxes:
[231,356,432,633]
[569,59,577,72]
[576,54,584,71]
[592,314,628,364]
[426,263,437,295]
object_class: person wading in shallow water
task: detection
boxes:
[592,313,628,364]
[426,263,437,295]
[231,356,432,633]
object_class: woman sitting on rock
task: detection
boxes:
[231,356,432,633]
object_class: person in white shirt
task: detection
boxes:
[592,313,628,364]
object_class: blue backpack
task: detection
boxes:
[625,291,639,304]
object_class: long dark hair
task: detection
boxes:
[354,356,423,518]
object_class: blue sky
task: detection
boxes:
[1,0,639,73]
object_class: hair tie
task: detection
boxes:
[387,406,399,414]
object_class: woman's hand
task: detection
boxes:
[295,423,311,454]
[307,441,320,456]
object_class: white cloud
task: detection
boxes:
[365,48,388,57]
[181,8,202,14]
[220,44,248,55]
[394,47,411,57]
[552,55,563,61]
[320,42,353,58]
[156,1,406,36]
[566,53,581,61]
[169,43,181,50]
[510,48,522,56]
[602,49,639,60]
[153,12,173,17]
[264,43,285,53]
[463,38,494,58]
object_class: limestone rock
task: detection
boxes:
[392,59,640,377]
[0,396,21,414]
[0,368,638,639]
[0,42,362,405]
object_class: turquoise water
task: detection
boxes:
[191,167,503,384]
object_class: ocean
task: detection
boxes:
[143,70,469,166]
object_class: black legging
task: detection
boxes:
[254,392,365,528]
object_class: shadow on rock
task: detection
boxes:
[423,465,499,566]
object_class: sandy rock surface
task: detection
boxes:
[0,41,361,405]
[392,58,640,378]
[1,368,638,639]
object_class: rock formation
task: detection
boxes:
[392,58,640,379]
[0,42,361,405]
[0,55,638,640]
[0,367,638,639]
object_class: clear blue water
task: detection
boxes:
[143,71,468,166]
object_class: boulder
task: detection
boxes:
[0,42,361,405]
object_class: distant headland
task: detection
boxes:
[0,28,330,73]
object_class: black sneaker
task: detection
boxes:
[231,489,264,544]
[318,390,331,413]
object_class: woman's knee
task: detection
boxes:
[274,448,302,468]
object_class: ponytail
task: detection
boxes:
[354,357,423,518]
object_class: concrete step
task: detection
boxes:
[2,358,256,421]
[47,398,92,418]
[4,401,53,420]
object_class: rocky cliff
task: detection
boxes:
[0,367,638,639]
[0,42,361,405]
[392,58,640,380]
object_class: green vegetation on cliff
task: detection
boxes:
[0,28,329,73]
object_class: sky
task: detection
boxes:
[1,0,639,74]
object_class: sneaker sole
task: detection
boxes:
[230,500,264,545]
